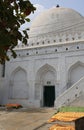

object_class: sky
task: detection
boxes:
[20,0,84,30]
[30,0,84,16]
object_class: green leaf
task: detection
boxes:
[11,49,17,58]
[22,37,27,45]
[25,18,30,22]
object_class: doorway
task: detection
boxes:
[43,86,55,107]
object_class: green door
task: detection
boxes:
[43,86,55,107]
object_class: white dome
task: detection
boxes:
[29,7,84,46]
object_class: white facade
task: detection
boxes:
[0,7,84,108]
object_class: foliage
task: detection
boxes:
[0,0,36,64]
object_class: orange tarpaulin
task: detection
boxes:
[5,103,22,108]
[48,112,84,122]
[49,124,75,130]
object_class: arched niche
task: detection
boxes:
[68,61,84,87]
[35,64,56,101]
[36,64,56,85]
[9,67,29,99]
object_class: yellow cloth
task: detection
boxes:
[49,124,75,130]
[48,112,84,122]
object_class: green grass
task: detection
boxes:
[57,106,84,112]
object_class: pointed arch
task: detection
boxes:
[68,61,84,87]
[36,64,56,84]
[35,64,56,101]
[9,66,29,99]
[11,66,27,79]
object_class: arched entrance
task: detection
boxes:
[43,86,55,107]
[35,64,56,107]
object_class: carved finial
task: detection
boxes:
[56,5,60,8]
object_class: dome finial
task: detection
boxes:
[56,4,60,8]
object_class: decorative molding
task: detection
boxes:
[15,31,84,49]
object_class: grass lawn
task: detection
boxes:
[57,106,84,112]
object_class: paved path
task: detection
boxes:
[0,108,56,130]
